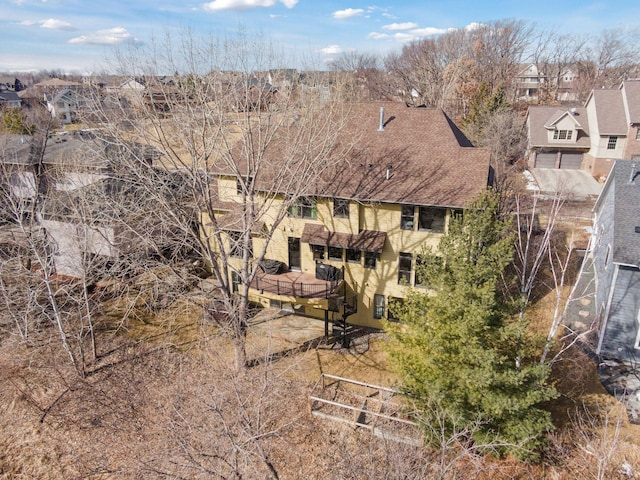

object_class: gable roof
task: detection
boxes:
[590,89,627,135]
[527,106,590,148]
[543,109,585,130]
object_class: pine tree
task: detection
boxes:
[386,190,557,459]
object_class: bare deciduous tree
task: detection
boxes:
[88,30,352,372]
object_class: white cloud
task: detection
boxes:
[19,20,37,26]
[332,8,364,20]
[382,22,417,31]
[320,44,342,55]
[202,0,297,11]
[41,18,74,31]
[465,22,485,31]
[69,27,141,46]
[367,32,390,40]
[408,27,449,37]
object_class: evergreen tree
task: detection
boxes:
[386,190,556,459]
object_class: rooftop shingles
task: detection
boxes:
[220,102,490,208]
[611,161,640,265]
[592,89,627,135]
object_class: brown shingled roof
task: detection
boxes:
[301,223,386,253]
[220,102,490,208]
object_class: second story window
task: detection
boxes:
[228,231,251,258]
[289,196,317,219]
[607,136,618,150]
[333,198,349,218]
[418,207,446,233]
[401,205,415,230]
[553,129,572,140]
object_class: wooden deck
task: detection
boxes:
[251,270,342,299]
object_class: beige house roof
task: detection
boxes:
[591,89,627,135]
[527,106,591,149]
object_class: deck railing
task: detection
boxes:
[251,274,340,299]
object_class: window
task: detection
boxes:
[373,294,385,319]
[398,252,412,284]
[236,175,253,195]
[228,231,243,258]
[636,129,640,140]
[607,136,618,150]
[328,246,343,261]
[401,205,414,230]
[364,251,377,269]
[553,129,573,140]
[346,248,361,263]
[289,196,317,218]
[311,244,325,261]
[231,271,241,293]
[333,198,349,218]
[418,207,446,233]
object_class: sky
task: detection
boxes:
[1,0,639,74]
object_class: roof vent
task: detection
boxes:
[570,107,577,114]
[378,107,384,131]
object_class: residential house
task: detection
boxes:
[515,64,546,101]
[1,131,165,277]
[526,79,640,178]
[591,161,640,363]
[204,102,491,329]
[45,88,87,124]
[0,90,21,108]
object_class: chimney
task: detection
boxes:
[378,107,385,131]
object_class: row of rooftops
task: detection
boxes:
[528,79,640,148]
[0,102,491,209]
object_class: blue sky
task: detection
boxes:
[1,0,639,74]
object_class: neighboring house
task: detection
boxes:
[526,79,640,178]
[1,131,164,277]
[0,76,25,92]
[204,102,491,329]
[37,176,184,278]
[592,161,640,363]
[0,130,157,206]
[45,88,87,123]
[0,91,22,108]
[515,64,546,101]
